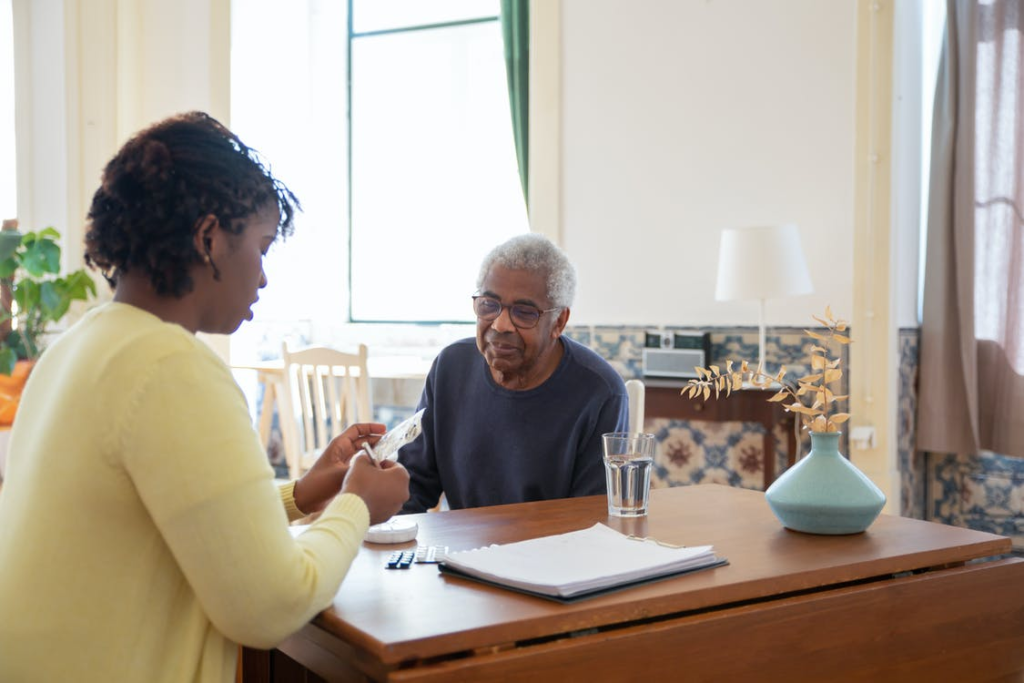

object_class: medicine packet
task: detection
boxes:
[366,408,425,463]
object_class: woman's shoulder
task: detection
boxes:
[97,302,209,357]
[53,302,221,382]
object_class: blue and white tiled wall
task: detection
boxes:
[566,324,851,493]
[897,330,924,519]
[572,324,1022,550]
[898,329,1024,549]
[927,452,1024,545]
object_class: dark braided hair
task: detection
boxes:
[85,111,299,297]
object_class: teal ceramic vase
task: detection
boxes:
[764,431,886,535]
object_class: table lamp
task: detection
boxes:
[714,224,813,373]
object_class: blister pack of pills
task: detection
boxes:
[364,408,425,464]
[384,546,449,569]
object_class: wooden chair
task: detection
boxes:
[278,342,373,480]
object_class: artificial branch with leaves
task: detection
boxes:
[683,307,852,433]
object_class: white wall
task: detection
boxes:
[558,0,858,327]
[892,0,924,330]
[14,0,229,262]
[13,0,231,354]
[13,0,70,242]
[15,0,924,339]
[1,0,19,221]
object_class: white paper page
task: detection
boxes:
[443,523,716,597]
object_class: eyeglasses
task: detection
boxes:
[472,295,561,330]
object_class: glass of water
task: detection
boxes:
[602,432,656,517]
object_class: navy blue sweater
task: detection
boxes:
[399,336,629,512]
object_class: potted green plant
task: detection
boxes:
[0,223,97,378]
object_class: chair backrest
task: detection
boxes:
[279,342,372,479]
[625,379,645,435]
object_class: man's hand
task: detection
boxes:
[292,422,387,515]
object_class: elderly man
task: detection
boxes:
[399,233,629,512]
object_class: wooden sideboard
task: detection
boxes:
[644,380,798,489]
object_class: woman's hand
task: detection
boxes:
[341,454,410,525]
[292,422,387,515]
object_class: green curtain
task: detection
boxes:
[500,0,529,207]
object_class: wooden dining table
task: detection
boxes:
[242,484,1024,682]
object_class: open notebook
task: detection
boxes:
[438,523,727,602]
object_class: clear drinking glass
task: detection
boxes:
[602,432,656,517]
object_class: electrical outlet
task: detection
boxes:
[850,425,876,450]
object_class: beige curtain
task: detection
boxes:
[918,0,1024,459]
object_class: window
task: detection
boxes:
[230,0,528,329]
[1,0,16,222]
[231,0,349,334]
[917,1,946,322]
[349,1,528,322]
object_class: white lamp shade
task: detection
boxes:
[714,224,814,301]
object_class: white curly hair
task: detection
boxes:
[476,233,577,308]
